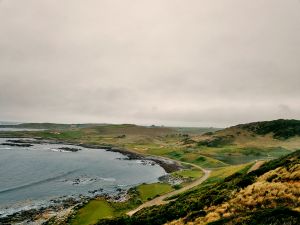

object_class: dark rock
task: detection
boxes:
[1,143,33,147]
[58,147,80,152]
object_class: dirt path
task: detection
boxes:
[247,160,265,173]
[127,164,211,216]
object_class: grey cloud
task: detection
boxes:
[0,0,299,126]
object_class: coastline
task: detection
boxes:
[0,137,183,224]
[0,137,183,173]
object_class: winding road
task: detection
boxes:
[247,160,265,173]
[127,163,211,216]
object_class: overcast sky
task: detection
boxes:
[0,0,300,127]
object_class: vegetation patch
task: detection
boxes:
[237,119,300,139]
[71,200,114,225]
[137,183,174,202]
[204,163,253,184]
[167,151,184,159]
[173,169,204,180]
[208,146,291,165]
[198,135,234,148]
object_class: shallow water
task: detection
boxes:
[0,128,45,131]
[0,138,166,217]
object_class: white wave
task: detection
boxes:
[99,177,116,182]
[50,148,71,153]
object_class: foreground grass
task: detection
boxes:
[137,183,174,202]
[71,200,114,225]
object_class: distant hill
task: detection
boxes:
[0,122,108,130]
[0,121,20,125]
[87,124,176,136]
[0,122,220,137]
[174,127,222,135]
[215,119,300,140]
[197,119,300,149]
[234,119,300,139]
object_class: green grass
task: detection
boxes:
[38,130,84,139]
[71,200,114,225]
[204,163,253,184]
[165,150,227,168]
[187,154,227,168]
[196,146,292,165]
[137,183,174,202]
[70,183,174,224]
[173,169,204,179]
[174,127,221,135]
[238,119,300,139]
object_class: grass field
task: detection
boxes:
[137,183,174,202]
[172,168,204,179]
[71,200,114,225]
[204,162,253,184]
[70,183,174,224]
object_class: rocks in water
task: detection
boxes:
[146,157,183,173]
[73,178,81,185]
[88,188,103,194]
[158,174,184,185]
[58,147,80,152]
[61,176,99,185]
[1,139,42,147]
[1,143,33,147]
[0,197,80,225]
[138,160,156,166]
[7,139,43,144]
[71,177,95,185]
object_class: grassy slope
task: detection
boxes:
[173,168,204,180]
[96,150,300,225]
[192,120,300,166]
[71,200,114,225]
[68,183,174,225]
[235,119,300,139]
[137,183,174,202]
[172,151,300,225]
[173,127,222,135]
[203,163,253,184]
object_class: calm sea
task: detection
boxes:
[0,138,165,217]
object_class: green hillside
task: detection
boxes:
[96,150,300,225]
[235,119,300,139]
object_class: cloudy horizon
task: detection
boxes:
[0,0,300,127]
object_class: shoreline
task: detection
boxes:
[0,137,183,224]
[0,137,182,173]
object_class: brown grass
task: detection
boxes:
[166,163,300,225]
